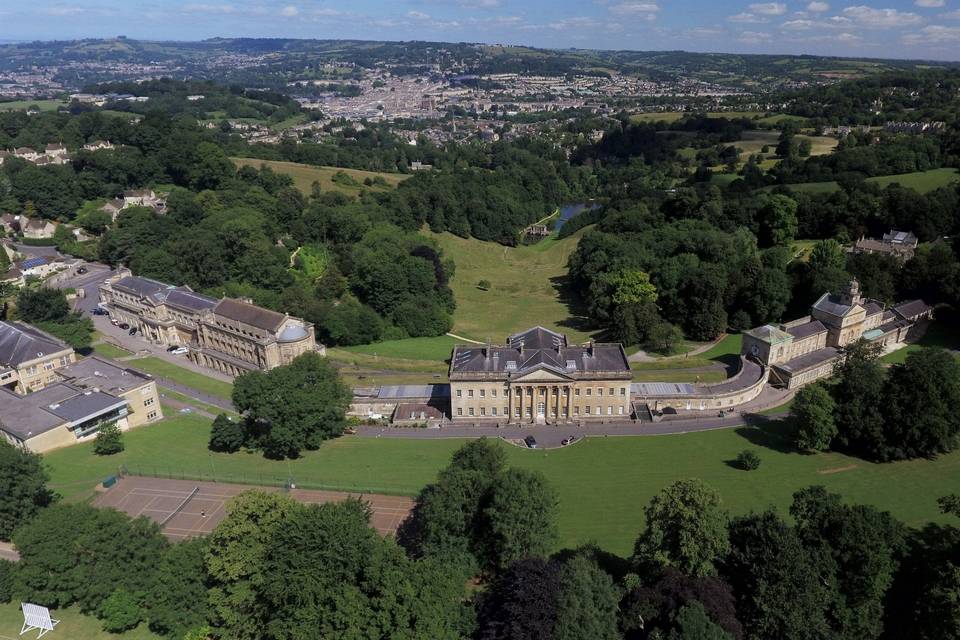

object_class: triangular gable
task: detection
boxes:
[511,365,573,382]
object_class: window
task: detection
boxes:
[468,407,474,416]
[597,387,603,396]
[492,407,497,416]
[26,366,36,375]
[61,356,70,366]
[515,407,521,417]
[480,407,485,416]
[585,406,591,415]
[468,389,474,398]
[491,389,497,398]
[618,406,624,415]
[620,387,626,396]
[609,388,615,396]
[457,407,463,416]
[607,406,613,415]
[456,389,462,398]
[480,390,485,398]
[503,406,508,416]
[574,406,580,415]
[575,388,580,396]
[144,398,155,407]
[586,388,591,396]
[147,411,158,420]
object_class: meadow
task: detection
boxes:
[628,111,801,125]
[429,228,596,344]
[0,603,160,640]
[0,99,66,112]
[779,168,960,195]
[231,158,409,197]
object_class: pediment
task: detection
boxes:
[511,366,572,382]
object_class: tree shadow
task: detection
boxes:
[550,274,603,338]
[733,417,802,455]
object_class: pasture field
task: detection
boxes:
[338,335,459,361]
[0,99,66,112]
[42,413,960,557]
[231,158,410,197]
[780,168,960,195]
[429,228,598,343]
[629,111,790,124]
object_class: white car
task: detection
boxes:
[170,346,189,355]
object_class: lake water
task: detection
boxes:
[554,202,598,233]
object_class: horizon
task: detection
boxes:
[0,0,958,62]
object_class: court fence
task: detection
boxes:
[117,466,419,498]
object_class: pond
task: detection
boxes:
[553,201,599,233]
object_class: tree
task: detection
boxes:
[232,352,352,458]
[93,422,124,455]
[476,557,563,640]
[13,504,167,614]
[478,279,491,291]
[759,195,798,247]
[208,414,244,453]
[260,499,469,639]
[646,321,683,355]
[808,239,847,272]
[938,494,960,518]
[206,492,299,640]
[832,341,886,460]
[720,511,833,639]
[0,440,53,541]
[734,450,760,471]
[668,601,734,640]
[0,559,13,604]
[15,287,69,322]
[98,588,142,633]
[145,538,209,639]
[555,552,621,640]
[881,347,960,460]
[610,269,659,305]
[481,468,559,571]
[792,382,837,451]
[635,479,730,577]
[797,139,813,158]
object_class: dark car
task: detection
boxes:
[119,323,129,330]
[561,436,576,446]
[91,308,107,316]
[76,266,88,274]
[128,327,137,335]
[524,435,538,449]
[166,345,179,352]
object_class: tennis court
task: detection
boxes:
[93,476,413,539]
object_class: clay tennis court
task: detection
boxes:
[93,476,413,540]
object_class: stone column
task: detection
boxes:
[517,387,523,423]
[507,385,514,424]
[544,385,551,423]
[555,386,561,423]
[567,386,572,422]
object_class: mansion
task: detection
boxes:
[448,327,632,424]
[99,271,321,377]
[743,279,931,389]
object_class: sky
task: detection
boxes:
[2,1,959,61]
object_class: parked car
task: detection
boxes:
[118,323,129,330]
[561,436,576,446]
[524,435,538,449]
[92,308,108,316]
[128,327,137,335]
[76,266,88,274]
[171,346,189,355]
[166,345,179,352]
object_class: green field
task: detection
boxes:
[0,602,160,640]
[0,99,66,112]
[429,228,597,343]
[629,111,785,124]
[231,158,410,197]
[880,322,960,365]
[338,335,459,361]
[781,168,960,195]
[91,342,133,359]
[122,357,233,400]
[42,411,960,557]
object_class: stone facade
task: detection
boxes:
[743,279,931,389]
[99,271,321,376]
[449,327,632,424]
[0,321,77,394]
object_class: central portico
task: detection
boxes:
[448,327,632,424]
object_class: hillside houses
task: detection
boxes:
[0,144,71,166]
[100,188,167,221]
[1,214,58,239]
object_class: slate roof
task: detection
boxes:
[864,301,884,317]
[786,320,827,340]
[0,387,68,438]
[57,356,153,396]
[893,299,931,321]
[213,298,286,331]
[774,347,841,374]
[0,321,71,368]
[112,275,174,298]
[450,326,629,377]
[812,293,858,318]
[45,390,126,424]
[160,289,217,313]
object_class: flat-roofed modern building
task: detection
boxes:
[448,326,632,424]
[0,356,162,453]
[0,321,76,394]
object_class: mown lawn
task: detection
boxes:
[91,342,133,359]
[0,99,66,112]
[880,321,960,365]
[338,335,459,361]
[43,413,960,557]
[231,158,409,197]
[429,228,597,343]
[123,357,233,400]
[0,602,160,640]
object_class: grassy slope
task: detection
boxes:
[338,335,459,361]
[231,158,409,197]
[429,228,596,343]
[0,99,66,112]
[121,357,233,400]
[783,168,960,195]
[43,412,960,557]
[0,603,160,640]
[880,322,960,364]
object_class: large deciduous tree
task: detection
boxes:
[480,468,559,572]
[145,538,209,639]
[232,351,352,458]
[792,382,838,451]
[634,479,730,577]
[831,340,887,459]
[0,440,53,541]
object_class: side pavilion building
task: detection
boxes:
[448,326,632,424]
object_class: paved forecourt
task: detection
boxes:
[93,476,413,539]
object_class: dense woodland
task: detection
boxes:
[2,437,959,639]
